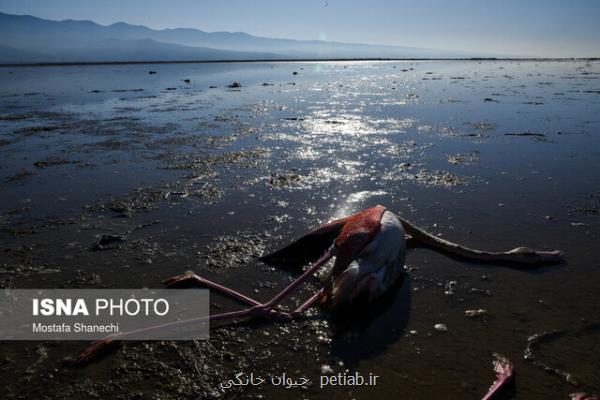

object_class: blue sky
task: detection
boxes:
[1,0,599,57]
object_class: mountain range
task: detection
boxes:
[0,11,483,64]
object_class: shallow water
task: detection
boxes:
[1,60,599,399]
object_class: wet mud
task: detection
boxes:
[0,60,599,399]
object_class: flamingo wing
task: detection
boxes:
[259,215,352,270]
[261,205,388,273]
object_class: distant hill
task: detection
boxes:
[0,44,54,64]
[0,11,481,64]
[0,38,281,63]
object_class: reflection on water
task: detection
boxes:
[0,60,599,399]
[333,190,388,219]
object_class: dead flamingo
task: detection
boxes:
[76,205,563,396]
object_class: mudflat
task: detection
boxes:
[1,60,599,399]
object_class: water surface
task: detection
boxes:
[1,60,599,399]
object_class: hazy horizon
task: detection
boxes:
[0,0,599,58]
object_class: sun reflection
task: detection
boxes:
[301,115,372,137]
[332,190,387,219]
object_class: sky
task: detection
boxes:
[1,0,599,57]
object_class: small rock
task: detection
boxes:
[321,364,334,375]
[165,191,189,199]
[165,191,188,199]
[33,161,50,168]
[470,288,493,296]
[183,79,191,83]
[434,323,448,332]
[465,309,488,318]
[148,70,157,74]
[444,280,457,295]
[94,234,126,251]
[227,82,242,88]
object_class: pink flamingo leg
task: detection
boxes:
[163,271,324,318]
[291,289,324,316]
[76,251,332,364]
[261,252,332,309]
[163,271,297,320]
[163,271,262,306]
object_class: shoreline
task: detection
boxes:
[0,57,598,68]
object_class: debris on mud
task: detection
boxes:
[164,149,267,173]
[466,121,496,131]
[408,169,470,187]
[465,309,488,319]
[569,193,600,215]
[444,280,457,295]
[6,340,228,400]
[505,132,546,138]
[504,132,553,142]
[3,206,31,215]
[16,124,70,135]
[0,262,60,276]
[201,232,266,270]
[268,170,302,188]
[60,270,104,288]
[33,157,75,168]
[4,169,34,182]
[525,330,578,386]
[87,150,265,217]
[0,114,29,121]
[190,182,224,203]
[87,187,165,217]
[93,234,127,251]
[447,151,480,165]
[524,323,600,393]
[469,288,493,297]
[127,238,162,264]
[111,88,144,93]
